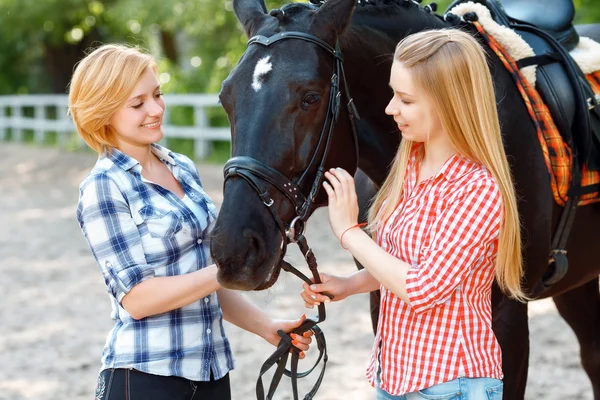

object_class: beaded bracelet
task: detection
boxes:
[340,222,367,250]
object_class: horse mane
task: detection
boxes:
[344,0,444,55]
[316,0,441,17]
[355,0,424,13]
[276,0,446,55]
[277,0,441,25]
[351,0,442,24]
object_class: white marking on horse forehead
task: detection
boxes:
[252,56,273,92]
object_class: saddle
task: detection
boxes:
[446,0,600,172]
[445,0,600,294]
[498,0,579,51]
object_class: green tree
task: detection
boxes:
[0,0,118,94]
[574,0,600,23]
[1,0,598,96]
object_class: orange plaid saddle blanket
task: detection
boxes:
[473,21,600,207]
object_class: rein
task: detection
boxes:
[223,30,360,400]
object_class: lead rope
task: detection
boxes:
[256,234,331,400]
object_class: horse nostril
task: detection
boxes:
[243,228,266,266]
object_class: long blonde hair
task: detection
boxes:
[68,44,157,154]
[368,29,526,301]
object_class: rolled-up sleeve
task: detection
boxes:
[405,179,503,314]
[77,174,155,304]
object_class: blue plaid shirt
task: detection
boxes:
[77,143,234,381]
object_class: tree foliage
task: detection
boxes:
[0,0,598,96]
[0,0,289,95]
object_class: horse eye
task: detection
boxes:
[302,93,321,108]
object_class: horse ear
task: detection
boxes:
[312,0,357,42]
[234,0,269,37]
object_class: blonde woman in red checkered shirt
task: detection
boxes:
[301,29,528,400]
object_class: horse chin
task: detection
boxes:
[215,273,249,290]
[215,247,284,291]
[252,260,287,291]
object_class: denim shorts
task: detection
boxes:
[376,377,503,400]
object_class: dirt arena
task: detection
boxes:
[0,143,594,399]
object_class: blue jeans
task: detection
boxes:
[376,377,503,400]
[94,368,231,400]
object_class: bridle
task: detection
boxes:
[222,31,360,400]
[224,30,360,291]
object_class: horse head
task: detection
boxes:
[211,0,360,290]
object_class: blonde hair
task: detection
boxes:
[68,44,157,154]
[368,29,527,301]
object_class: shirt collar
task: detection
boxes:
[411,143,478,183]
[150,143,177,166]
[104,143,177,172]
[436,152,475,182]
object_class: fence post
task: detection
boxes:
[13,104,23,142]
[34,105,45,144]
[0,102,5,141]
[194,105,211,159]
[159,108,169,147]
[57,104,71,149]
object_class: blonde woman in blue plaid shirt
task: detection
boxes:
[69,44,312,400]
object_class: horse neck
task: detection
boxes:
[340,6,448,185]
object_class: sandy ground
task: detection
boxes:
[0,143,595,400]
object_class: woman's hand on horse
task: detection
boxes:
[301,272,351,307]
[322,168,359,238]
[264,314,313,359]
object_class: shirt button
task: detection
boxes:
[204,297,209,303]
[197,238,203,244]
[206,328,212,334]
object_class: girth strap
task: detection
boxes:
[515,52,561,69]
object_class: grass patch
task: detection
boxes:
[23,129,34,142]
[44,131,58,145]
[166,138,195,159]
[204,141,231,164]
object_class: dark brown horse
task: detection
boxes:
[210,0,600,398]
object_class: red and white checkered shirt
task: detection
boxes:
[366,146,504,395]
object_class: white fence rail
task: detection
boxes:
[0,94,230,158]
